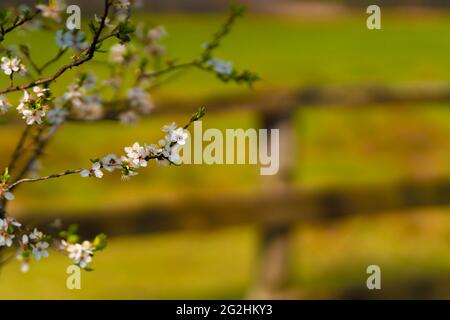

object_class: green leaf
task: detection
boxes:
[116,20,135,43]
[93,233,107,251]
[0,9,11,26]
[67,234,80,244]
[190,106,206,123]
[1,167,10,184]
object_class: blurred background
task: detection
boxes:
[0,0,449,299]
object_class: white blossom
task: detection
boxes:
[71,95,103,121]
[162,122,177,133]
[22,235,29,245]
[56,30,88,51]
[1,190,14,201]
[63,240,94,269]
[62,82,85,105]
[0,218,15,247]
[166,144,181,164]
[32,241,49,261]
[1,56,25,76]
[147,25,167,41]
[5,217,21,228]
[109,44,127,64]
[29,228,43,241]
[0,95,11,114]
[17,90,47,126]
[33,86,49,98]
[102,154,119,172]
[168,127,189,145]
[207,58,233,75]
[36,0,65,22]
[124,142,149,168]
[127,87,154,115]
[80,162,104,179]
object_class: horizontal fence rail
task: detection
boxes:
[21,177,450,238]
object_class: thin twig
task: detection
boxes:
[140,61,199,82]
[38,48,69,74]
[0,10,41,41]
[7,169,83,190]
[0,0,112,95]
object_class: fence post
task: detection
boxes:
[248,108,296,299]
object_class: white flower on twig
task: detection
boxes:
[162,122,177,133]
[62,240,94,269]
[29,228,43,241]
[80,162,103,179]
[1,56,25,76]
[206,58,233,75]
[33,86,49,98]
[124,142,149,168]
[32,241,49,261]
[168,127,189,146]
[17,90,47,126]
[56,30,88,51]
[0,218,15,247]
[0,189,14,201]
[102,154,119,173]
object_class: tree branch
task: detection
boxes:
[7,169,83,191]
[0,0,112,95]
[0,10,41,42]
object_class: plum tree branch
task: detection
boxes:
[0,10,41,42]
[0,0,112,95]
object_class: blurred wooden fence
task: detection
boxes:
[22,82,450,297]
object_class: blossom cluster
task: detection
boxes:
[17,87,50,125]
[80,122,189,180]
[61,240,94,269]
[0,215,104,272]
[59,74,103,121]
[0,217,50,272]
[136,24,167,57]
[0,0,251,277]
[56,30,88,51]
